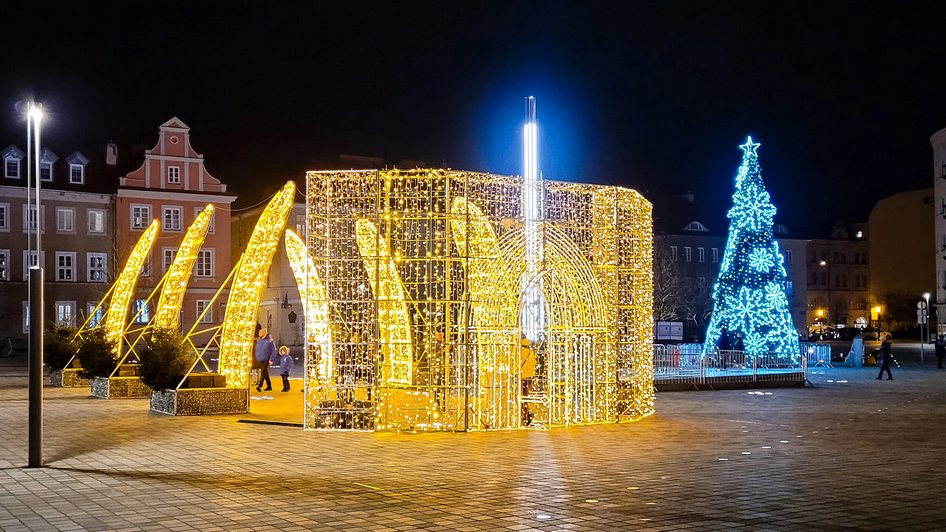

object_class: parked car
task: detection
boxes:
[860,327,890,341]
[808,327,838,341]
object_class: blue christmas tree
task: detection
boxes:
[703,136,799,361]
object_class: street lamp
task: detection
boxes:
[26,102,44,469]
[923,292,931,341]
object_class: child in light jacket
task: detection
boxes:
[278,346,293,392]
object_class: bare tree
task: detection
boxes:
[653,239,684,322]
[682,279,714,336]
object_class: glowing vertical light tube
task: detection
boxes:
[522,96,545,342]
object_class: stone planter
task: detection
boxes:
[150,387,249,416]
[90,376,152,399]
[50,368,91,388]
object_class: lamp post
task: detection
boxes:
[919,292,931,365]
[923,291,931,342]
[26,102,44,468]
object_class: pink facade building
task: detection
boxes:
[116,118,236,338]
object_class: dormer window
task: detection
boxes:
[167,166,180,184]
[65,151,89,185]
[39,148,58,182]
[2,146,24,179]
[5,156,19,179]
[40,162,52,181]
[683,221,709,232]
[70,164,84,184]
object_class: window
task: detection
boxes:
[88,253,107,282]
[0,203,8,231]
[820,272,826,285]
[131,205,152,229]
[697,247,705,263]
[163,206,182,231]
[295,213,306,238]
[697,276,707,294]
[196,249,214,277]
[55,301,76,327]
[40,162,52,182]
[785,280,794,298]
[195,207,216,233]
[196,300,213,324]
[55,252,76,282]
[133,299,150,324]
[69,164,84,184]
[22,301,29,333]
[810,272,817,285]
[785,250,793,265]
[23,205,43,233]
[22,251,44,280]
[139,255,152,277]
[670,246,678,261]
[0,249,8,281]
[683,247,692,262]
[87,303,104,327]
[834,274,840,288]
[88,209,105,234]
[163,248,178,273]
[56,207,75,233]
[167,166,180,184]
[711,248,719,263]
[841,276,847,288]
[854,275,860,289]
[5,157,19,179]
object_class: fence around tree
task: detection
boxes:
[652,342,825,386]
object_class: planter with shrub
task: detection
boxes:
[144,328,248,415]
[77,328,150,399]
[46,323,90,388]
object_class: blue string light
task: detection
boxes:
[703,136,799,361]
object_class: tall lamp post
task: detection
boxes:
[919,292,931,365]
[26,102,44,468]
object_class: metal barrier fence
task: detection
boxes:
[653,343,813,385]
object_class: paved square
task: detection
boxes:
[1,357,944,531]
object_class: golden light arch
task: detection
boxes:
[152,204,215,331]
[105,220,159,355]
[218,181,295,389]
[284,229,333,379]
[481,223,610,427]
[354,218,414,386]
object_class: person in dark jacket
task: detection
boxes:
[876,336,894,380]
[254,328,277,392]
[277,345,293,392]
[935,334,946,369]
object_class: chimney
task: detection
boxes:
[106,141,118,167]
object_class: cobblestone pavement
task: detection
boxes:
[0,358,944,531]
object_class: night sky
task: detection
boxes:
[5,2,946,236]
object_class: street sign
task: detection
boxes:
[918,309,928,324]
[918,301,927,310]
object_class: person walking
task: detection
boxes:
[935,334,946,369]
[255,327,277,392]
[876,335,894,380]
[520,337,537,426]
[277,345,293,391]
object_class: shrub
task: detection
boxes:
[76,328,117,379]
[138,328,191,391]
[45,323,78,370]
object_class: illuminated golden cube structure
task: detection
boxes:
[303,169,653,431]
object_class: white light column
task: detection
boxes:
[522,96,545,343]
